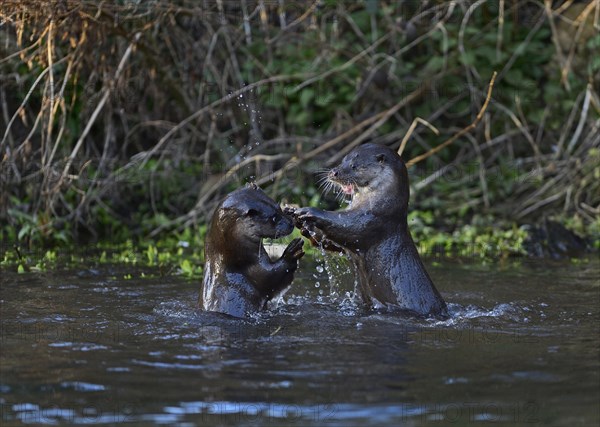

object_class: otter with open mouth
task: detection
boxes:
[200,184,305,318]
[287,143,447,317]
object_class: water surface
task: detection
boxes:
[1,258,598,426]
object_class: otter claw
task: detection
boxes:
[295,208,316,222]
[283,238,305,261]
[283,206,296,216]
[283,206,305,229]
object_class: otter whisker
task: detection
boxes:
[316,176,330,189]
[315,172,330,186]
[330,181,344,198]
[314,169,330,178]
[318,177,338,197]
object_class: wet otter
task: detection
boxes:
[288,143,447,317]
[200,185,305,318]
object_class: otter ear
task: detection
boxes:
[246,182,259,191]
[245,208,259,217]
[376,153,385,163]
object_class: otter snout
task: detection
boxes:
[275,214,294,238]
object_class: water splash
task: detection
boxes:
[235,87,263,160]
[429,302,529,327]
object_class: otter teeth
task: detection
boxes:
[341,184,354,195]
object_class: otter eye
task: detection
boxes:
[271,215,277,223]
[351,163,357,170]
[246,208,259,217]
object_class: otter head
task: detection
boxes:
[328,143,409,209]
[218,185,293,244]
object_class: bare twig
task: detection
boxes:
[560,0,597,87]
[327,85,428,165]
[136,73,305,170]
[566,83,592,155]
[406,71,497,168]
[0,57,67,154]
[292,32,392,92]
[496,0,505,62]
[45,19,55,154]
[52,32,142,197]
[544,0,570,90]
[397,118,439,157]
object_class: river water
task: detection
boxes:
[1,257,598,426]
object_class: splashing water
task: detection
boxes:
[236,88,263,160]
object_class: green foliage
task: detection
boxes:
[409,211,528,259]
[6,207,69,248]
[1,231,207,279]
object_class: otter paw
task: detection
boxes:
[300,223,323,241]
[283,206,303,228]
[282,238,305,261]
[295,207,323,225]
[282,206,296,216]
[300,224,343,252]
[299,224,314,239]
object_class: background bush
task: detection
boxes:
[0,0,598,247]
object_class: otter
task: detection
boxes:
[287,143,447,317]
[200,184,305,318]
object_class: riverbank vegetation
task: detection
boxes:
[1,1,598,269]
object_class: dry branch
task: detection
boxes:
[406,71,497,168]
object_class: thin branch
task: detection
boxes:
[52,32,142,195]
[327,85,428,165]
[566,83,593,155]
[0,56,68,154]
[406,71,497,168]
[560,0,597,87]
[397,118,439,157]
[44,19,55,165]
[292,32,392,92]
[136,73,306,170]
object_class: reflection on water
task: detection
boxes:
[1,258,598,426]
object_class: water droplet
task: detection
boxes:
[316,265,324,273]
[314,282,320,288]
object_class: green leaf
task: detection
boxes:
[299,88,314,108]
[18,225,31,241]
[350,10,371,33]
[586,34,600,50]
[366,0,379,15]
[460,51,476,66]
[425,56,445,73]
[477,46,500,64]
[315,91,335,107]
